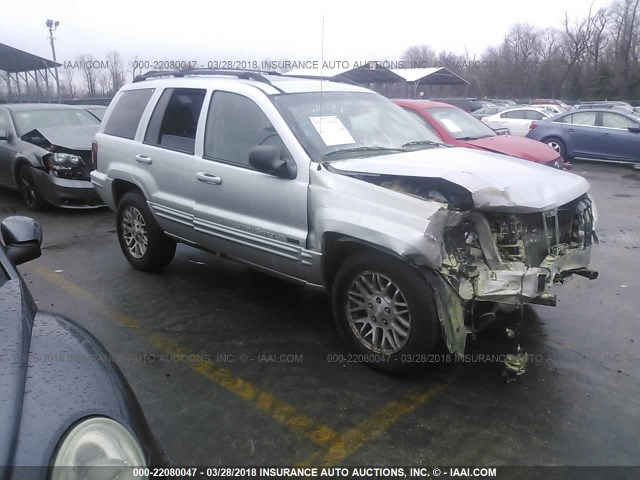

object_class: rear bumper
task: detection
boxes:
[90,170,116,210]
[32,169,104,209]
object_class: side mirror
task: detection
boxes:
[0,130,9,141]
[493,127,509,136]
[249,145,297,179]
[1,216,43,265]
[628,126,640,134]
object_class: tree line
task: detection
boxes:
[402,0,640,100]
[2,0,638,101]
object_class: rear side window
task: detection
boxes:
[502,110,526,119]
[103,89,155,139]
[144,88,206,154]
[525,110,546,120]
[204,91,285,167]
[571,112,597,126]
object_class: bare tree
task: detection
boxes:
[62,68,76,98]
[401,45,436,67]
[106,50,126,94]
[77,54,98,97]
[127,54,144,82]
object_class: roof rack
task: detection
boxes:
[132,68,285,91]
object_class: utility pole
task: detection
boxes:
[46,19,61,102]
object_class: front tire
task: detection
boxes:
[332,251,441,373]
[116,192,176,271]
[18,166,47,210]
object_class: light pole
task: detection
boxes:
[46,19,61,102]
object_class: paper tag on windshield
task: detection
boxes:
[440,118,462,133]
[309,116,356,146]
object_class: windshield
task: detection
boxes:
[273,91,443,161]
[426,107,497,140]
[87,107,106,121]
[12,108,100,136]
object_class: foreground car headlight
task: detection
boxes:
[51,417,146,480]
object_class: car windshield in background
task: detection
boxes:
[87,108,106,121]
[273,92,443,162]
[427,107,497,140]
[12,109,100,136]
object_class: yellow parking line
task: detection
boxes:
[26,262,450,464]
[297,383,448,466]
[26,262,339,449]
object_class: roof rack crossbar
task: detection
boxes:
[132,68,286,92]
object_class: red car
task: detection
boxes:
[393,99,569,169]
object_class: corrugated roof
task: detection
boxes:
[0,43,61,73]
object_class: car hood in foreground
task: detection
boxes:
[327,148,589,212]
[22,125,99,151]
[465,135,558,163]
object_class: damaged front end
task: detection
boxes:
[22,128,94,181]
[323,154,598,363]
[440,194,598,307]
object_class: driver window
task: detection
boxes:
[204,91,289,166]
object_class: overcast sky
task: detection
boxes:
[1,0,611,67]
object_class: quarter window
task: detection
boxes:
[144,88,206,154]
[104,89,155,140]
[204,91,288,167]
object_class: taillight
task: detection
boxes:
[529,122,538,130]
[91,140,98,169]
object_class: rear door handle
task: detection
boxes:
[196,172,222,185]
[135,154,152,164]
[567,128,574,132]
[601,133,610,137]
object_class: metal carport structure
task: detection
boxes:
[286,63,469,97]
[0,43,61,102]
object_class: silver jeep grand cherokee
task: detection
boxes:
[90,69,598,373]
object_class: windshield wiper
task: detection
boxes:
[323,146,407,160]
[402,140,445,148]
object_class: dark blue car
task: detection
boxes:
[526,109,640,164]
[0,216,166,479]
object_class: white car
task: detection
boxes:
[482,107,552,136]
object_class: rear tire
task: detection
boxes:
[116,192,176,271]
[332,251,441,373]
[543,137,567,159]
[18,166,47,210]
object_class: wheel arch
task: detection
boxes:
[112,179,145,208]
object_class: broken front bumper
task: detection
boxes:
[469,245,593,305]
[32,169,105,209]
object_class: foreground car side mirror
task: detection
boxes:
[493,127,509,136]
[249,145,297,179]
[628,126,640,134]
[0,129,9,141]
[1,216,43,265]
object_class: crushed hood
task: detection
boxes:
[465,135,558,163]
[327,148,590,212]
[22,125,99,151]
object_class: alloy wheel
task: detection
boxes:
[345,272,411,354]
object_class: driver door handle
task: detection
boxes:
[196,172,222,185]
